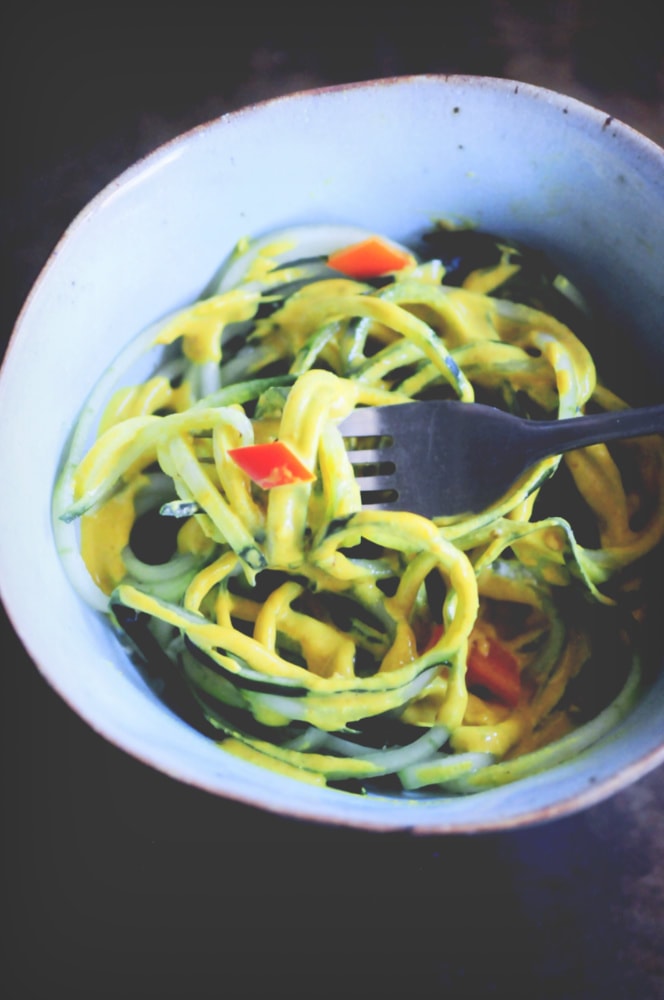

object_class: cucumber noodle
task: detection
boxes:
[52,224,664,794]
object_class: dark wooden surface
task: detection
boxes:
[2,4,662,996]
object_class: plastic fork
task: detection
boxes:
[339,399,664,518]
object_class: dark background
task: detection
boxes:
[1,3,663,997]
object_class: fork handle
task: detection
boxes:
[522,403,664,462]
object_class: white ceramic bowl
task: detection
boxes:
[1,75,663,832]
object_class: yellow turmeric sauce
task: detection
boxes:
[56,224,662,792]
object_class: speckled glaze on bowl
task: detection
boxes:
[1,75,663,833]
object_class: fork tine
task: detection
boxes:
[348,473,397,492]
[342,410,398,508]
[355,498,399,511]
[343,447,391,466]
[341,403,448,515]
[338,408,389,438]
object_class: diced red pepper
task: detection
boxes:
[327,236,414,279]
[422,623,445,652]
[227,441,315,489]
[467,634,521,707]
[422,623,521,707]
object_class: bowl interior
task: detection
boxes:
[1,75,663,832]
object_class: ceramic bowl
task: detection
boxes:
[1,75,663,832]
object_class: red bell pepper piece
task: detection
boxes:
[227,441,315,489]
[327,236,413,279]
[467,634,521,707]
[422,623,521,707]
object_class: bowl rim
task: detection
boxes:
[5,71,664,369]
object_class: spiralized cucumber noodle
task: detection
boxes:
[53,223,664,794]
